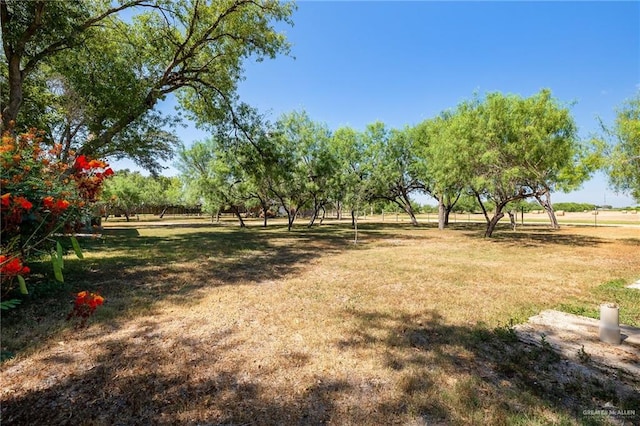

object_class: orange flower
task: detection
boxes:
[14,196,33,210]
[43,196,71,212]
[88,294,105,309]
[49,143,62,156]
[75,291,89,305]
[1,193,10,208]
[74,291,104,309]
[55,199,70,210]
[0,142,14,154]
[87,159,106,169]
[43,196,55,209]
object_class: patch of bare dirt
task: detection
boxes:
[514,310,640,425]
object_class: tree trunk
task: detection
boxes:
[3,55,24,129]
[233,206,246,228]
[475,191,491,224]
[262,205,268,228]
[307,209,318,227]
[440,191,460,228]
[536,191,560,229]
[287,212,294,231]
[354,209,358,244]
[351,209,356,229]
[485,211,505,237]
[444,208,451,226]
[438,196,445,230]
[406,208,419,226]
[307,198,321,227]
[319,206,326,225]
[508,210,517,231]
[399,193,419,226]
[159,206,168,219]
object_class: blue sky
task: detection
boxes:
[117,1,640,206]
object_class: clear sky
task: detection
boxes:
[117,1,640,206]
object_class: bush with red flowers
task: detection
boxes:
[66,290,105,327]
[0,125,113,306]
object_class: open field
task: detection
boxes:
[1,219,639,425]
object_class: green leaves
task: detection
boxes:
[413,89,586,236]
[17,276,28,295]
[56,241,64,270]
[71,236,84,259]
[51,253,64,283]
[0,299,21,310]
[3,0,294,173]
[605,91,640,202]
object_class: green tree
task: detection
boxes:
[177,138,249,227]
[413,111,469,229]
[142,176,184,217]
[268,111,334,230]
[604,92,640,203]
[1,0,294,172]
[209,104,280,226]
[364,123,425,226]
[451,90,585,237]
[101,170,145,221]
[329,126,368,226]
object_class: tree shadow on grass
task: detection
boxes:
[459,226,607,247]
[0,320,350,425]
[2,224,376,356]
[336,309,640,424]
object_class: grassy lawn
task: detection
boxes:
[1,218,639,425]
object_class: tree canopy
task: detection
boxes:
[604,92,640,203]
[412,89,594,236]
[1,0,294,173]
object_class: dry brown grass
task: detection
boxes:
[1,219,639,425]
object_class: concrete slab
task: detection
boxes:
[514,310,640,380]
[627,279,640,289]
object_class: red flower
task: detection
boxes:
[74,155,90,170]
[56,199,71,210]
[74,291,104,309]
[88,294,104,309]
[68,290,105,325]
[103,168,114,177]
[14,196,32,210]
[0,255,30,276]
[75,291,89,306]
[43,196,70,212]
[43,196,55,209]
[1,193,10,208]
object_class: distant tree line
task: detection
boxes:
[176,89,607,237]
[101,171,185,221]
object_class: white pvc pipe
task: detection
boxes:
[599,303,621,345]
